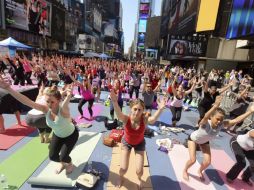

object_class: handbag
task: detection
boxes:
[103,136,115,147]
[109,129,124,142]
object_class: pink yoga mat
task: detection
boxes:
[0,122,36,150]
[75,104,103,124]
[168,144,216,190]
[211,149,251,190]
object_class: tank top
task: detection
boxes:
[124,116,145,145]
[190,120,223,144]
[46,106,75,138]
[80,86,94,100]
[237,129,254,151]
[170,95,183,108]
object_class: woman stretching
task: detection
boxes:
[183,96,254,181]
[0,79,79,174]
[110,90,167,189]
[226,129,254,186]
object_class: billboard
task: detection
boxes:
[196,0,220,32]
[5,0,52,36]
[138,33,145,43]
[168,35,208,57]
[93,8,102,32]
[168,0,199,35]
[140,0,150,3]
[78,34,95,50]
[160,0,171,37]
[51,5,65,41]
[226,0,254,39]
[0,1,2,27]
[138,19,147,33]
[140,3,150,11]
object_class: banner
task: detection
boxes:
[196,0,220,32]
[168,0,199,35]
[51,5,65,41]
[168,35,208,57]
[78,34,95,50]
[5,0,52,36]
[160,0,171,37]
[93,7,102,32]
[226,0,254,39]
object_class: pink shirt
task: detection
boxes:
[22,61,32,73]
[80,86,94,100]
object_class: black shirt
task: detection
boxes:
[199,91,220,109]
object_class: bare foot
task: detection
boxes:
[116,176,123,188]
[55,163,65,174]
[198,170,205,182]
[65,163,74,174]
[137,178,143,190]
[183,170,189,181]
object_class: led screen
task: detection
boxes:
[226,0,254,39]
[139,19,147,33]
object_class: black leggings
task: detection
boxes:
[49,128,79,163]
[78,98,94,117]
[129,86,140,99]
[226,137,254,181]
[170,106,182,122]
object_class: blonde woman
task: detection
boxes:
[110,90,167,189]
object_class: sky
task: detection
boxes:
[121,0,163,54]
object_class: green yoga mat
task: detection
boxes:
[0,137,48,189]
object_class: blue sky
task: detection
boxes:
[121,0,162,53]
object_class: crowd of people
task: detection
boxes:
[0,53,253,188]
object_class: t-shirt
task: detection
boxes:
[199,91,219,109]
[142,91,155,107]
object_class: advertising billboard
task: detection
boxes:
[140,3,150,11]
[160,0,171,37]
[51,5,65,41]
[139,19,147,33]
[168,35,208,57]
[93,8,102,32]
[78,34,95,50]
[140,0,150,3]
[196,0,220,32]
[138,33,145,43]
[5,0,52,36]
[226,0,254,39]
[0,1,2,27]
[168,0,199,35]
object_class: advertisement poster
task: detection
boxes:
[78,34,95,50]
[139,19,147,33]
[138,33,145,43]
[93,8,102,32]
[226,0,254,39]
[0,1,2,27]
[168,35,208,57]
[5,0,52,36]
[168,0,199,35]
[160,0,171,37]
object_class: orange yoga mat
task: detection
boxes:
[0,122,36,150]
[107,144,152,190]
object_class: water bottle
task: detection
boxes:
[0,174,8,189]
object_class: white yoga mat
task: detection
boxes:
[28,131,101,188]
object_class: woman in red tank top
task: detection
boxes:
[110,90,167,189]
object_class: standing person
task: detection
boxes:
[110,90,167,189]
[183,96,254,181]
[226,129,254,186]
[0,79,79,174]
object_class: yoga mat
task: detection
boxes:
[0,122,36,150]
[168,144,216,190]
[0,137,48,189]
[75,104,103,124]
[28,131,101,188]
[211,149,251,190]
[107,144,152,190]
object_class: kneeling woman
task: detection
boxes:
[226,129,254,186]
[183,96,254,181]
[0,80,79,174]
[110,90,167,189]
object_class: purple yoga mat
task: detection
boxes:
[75,104,103,124]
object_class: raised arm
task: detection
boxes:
[153,80,161,92]
[218,82,232,94]
[0,79,47,113]
[199,96,222,126]
[60,84,73,118]
[224,104,254,128]
[110,90,128,123]
[147,96,167,124]
[185,79,196,95]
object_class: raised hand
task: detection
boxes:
[157,96,167,110]
[215,95,222,106]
